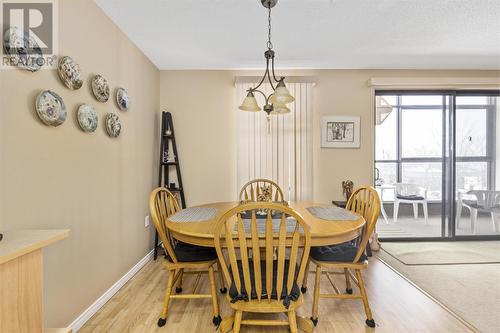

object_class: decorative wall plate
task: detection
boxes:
[58,56,83,90]
[105,113,121,137]
[91,74,110,102]
[3,27,43,72]
[35,90,67,126]
[116,88,130,111]
[77,104,98,133]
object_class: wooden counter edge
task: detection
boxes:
[0,229,70,265]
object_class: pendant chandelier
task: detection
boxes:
[238,0,295,118]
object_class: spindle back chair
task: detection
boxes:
[310,186,380,328]
[239,178,285,203]
[149,188,221,328]
[214,202,311,333]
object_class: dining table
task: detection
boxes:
[165,200,366,332]
[166,201,366,247]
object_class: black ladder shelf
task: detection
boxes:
[154,111,186,260]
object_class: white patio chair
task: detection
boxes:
[393,183,428,225]
[457,190,500,234]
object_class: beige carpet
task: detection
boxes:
[377,242,500,333]
[382,241,500,265]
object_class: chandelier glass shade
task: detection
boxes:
[272,102,290,114]
[239,91,261,112]
[238,0,294,117]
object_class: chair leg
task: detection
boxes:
[355,269,375,328]
[158,269,175,327]
[393,200,400,223]
[217,260,227,293]
[380,197,390,224]
[288,310,298,333]
[422,201,429,225]
[301,258,311,293]
[233,310,243,333]
[219,315,235,333]
[344,268,352,294]
[491,212,498,233]
[456,198,463,229]
[207,266,222,326]
[175,268,184,293]
[471,208,478,234]
[412,203,418,219]
[311,264,321,326]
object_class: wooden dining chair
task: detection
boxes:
[310,186,380,328]
[149,187,222,328]
[214,202,311,333]
[239,178,285,203]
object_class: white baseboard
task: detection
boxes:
[69,249,154,332]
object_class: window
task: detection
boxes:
[455,96,497,191]
[375,94,447,201]
[375,106,397,160]
[235,80,314,201]
[456,107,487,157]
[401,162,443,200]
[401,108,442,158]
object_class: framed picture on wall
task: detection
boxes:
[321,115,360,148]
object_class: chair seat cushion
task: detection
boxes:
[170,241,217,262]
[397,194,424,201]
[229,259,300,308]
[310,242,367,263]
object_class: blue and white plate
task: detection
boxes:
[35,90,67,127]
[91,74,110,102]
[105,113,121,137]
[58,56,83,90]
[3,27,43,72]
[116,87,130,111]
[77,104,98,133]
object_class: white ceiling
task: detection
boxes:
[95,0,500,70]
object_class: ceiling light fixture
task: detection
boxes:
[238,0,294,120]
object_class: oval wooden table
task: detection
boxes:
[166,201,365,247]
[165,201,365,333]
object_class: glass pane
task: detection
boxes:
[456,162,488,191]
[496,98,500,191]
[456,96,490,105]
[401,109,442,158]
[402,162,442,200]
[402,95,443,106]
[455,96,499,236]
[375,163,396,201]
[375,163,397,185]
[456,108,487,157]
[375,105,397,160]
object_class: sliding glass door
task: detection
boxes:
[375,93,449,239]
[375,90,500,241]
[454,94,499,237]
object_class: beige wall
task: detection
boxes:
[0,0,159,327]
[160,71,237,206]
[160,69,500,204]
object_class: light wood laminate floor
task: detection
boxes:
[81,256,472,333]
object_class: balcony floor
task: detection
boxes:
[377,213,500,238]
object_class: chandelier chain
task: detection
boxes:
[267,6,273,50]
[239,0,293,120]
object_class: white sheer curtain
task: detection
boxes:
[235,80,314,201]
